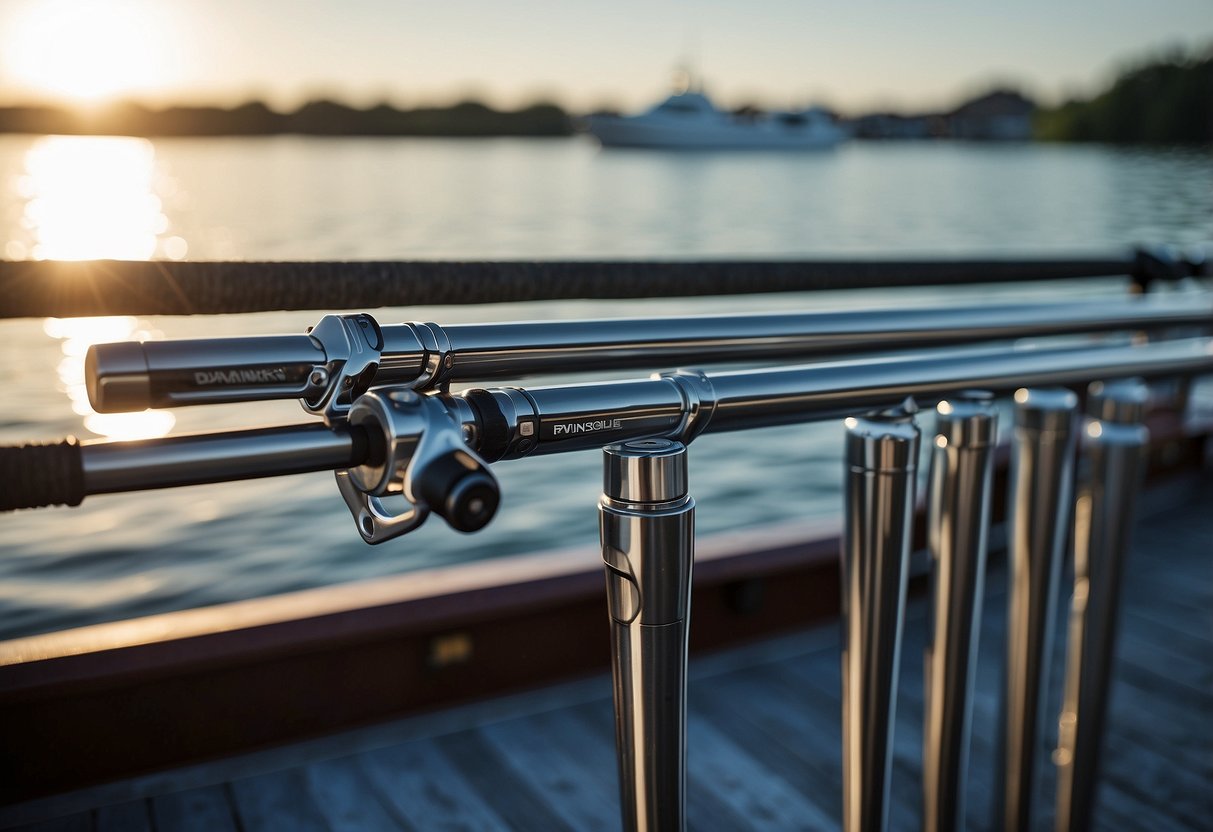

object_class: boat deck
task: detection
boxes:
[11,480,1212,831]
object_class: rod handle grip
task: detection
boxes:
[0,438,85,511]
[86,335,326,413]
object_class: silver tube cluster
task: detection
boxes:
[8,303,1210,831]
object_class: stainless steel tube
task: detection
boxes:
[841,406,920,832]
[696,339,1211,436]
[1054,381,1149,832]
[85,296,1213,411]
[60,338,1213,501]
[518,338,1213,458]
[998,387,1078,832]
[81,423,362,494]
[436,297,1211,382]
[923,392,999,832]
[599,438,694,832]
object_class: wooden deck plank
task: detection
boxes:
[684,715,837,831]
[490,708,625,829]
[473,717,621,832]
[1121,602,1211,648]
[1097,730,1210,830]
[228,769,330,832]
[150,785,238,832]
[93,801,150,832]
[21,480,1211,831]
[302,756,405,832]
[692,670,845,821]
[357,733,510,832]
[7,815,92,832]
[435,729,577,832]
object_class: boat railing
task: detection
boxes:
[1,244,1208,318]
[2,250,1211,831]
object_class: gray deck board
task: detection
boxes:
[303,757,405,832]
[93,802,150,832]
[228,769,330,832]
[19,480,1213,831]
[357,741,501,832]
[9,814,93,832]
[478,711,619,831]
[149,786,237,832]
[436,729,577,831]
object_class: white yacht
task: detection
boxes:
[585,88,847,150]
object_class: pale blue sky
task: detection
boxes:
[1,0,1210,113]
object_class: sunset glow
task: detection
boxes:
[0,0,1209,114]
[3,0,175,102]
[14,132,185,442]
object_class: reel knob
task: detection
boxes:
[414,449,500,533]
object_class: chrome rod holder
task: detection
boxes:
[923,392,999,832]
[599,438,694,832]
[998,387,1078,832]
[841,403,920,832]
[1054,381,1149,832]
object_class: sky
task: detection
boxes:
[0,0,1211,114]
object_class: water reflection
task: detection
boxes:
[16,135,185,440]
[16,135,186,261]
[43,316,176,440]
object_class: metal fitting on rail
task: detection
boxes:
[85,312,398,420]
[336,387,499,543]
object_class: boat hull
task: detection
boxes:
[586,115,846,150]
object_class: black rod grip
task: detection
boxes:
[0,438,85,511]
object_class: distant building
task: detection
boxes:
[849,112,935,140]
[946,90,1035,141]
[847,89,1037,141]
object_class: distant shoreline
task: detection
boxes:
[0,100,575,138]
[2,45,1208,144]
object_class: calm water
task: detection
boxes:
[1,135,1210,639]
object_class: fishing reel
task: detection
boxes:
[335,386,499,544]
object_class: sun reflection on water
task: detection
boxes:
[17,135,187,441]
[43,316,177,440]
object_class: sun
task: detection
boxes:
[4,0,175,102]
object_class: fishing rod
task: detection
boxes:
[84,295,1213,419]
[6,337,1212,541]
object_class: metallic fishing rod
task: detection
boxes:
[6,337,1212,536]
[83,295,1213,419]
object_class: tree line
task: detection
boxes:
[0,99,573,137]
[1035,46,1212,144]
